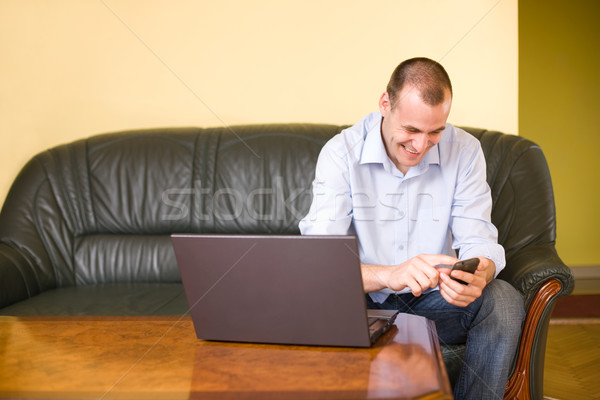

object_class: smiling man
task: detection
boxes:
[299,57,524,400]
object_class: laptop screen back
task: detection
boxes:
[171,234,372,347]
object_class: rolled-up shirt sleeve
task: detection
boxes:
[449,141,506,276]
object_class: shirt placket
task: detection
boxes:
[395,178,409,265]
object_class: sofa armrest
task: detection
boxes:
[0,242,40,309]
[499,243,574,399]
[499,243,574,308]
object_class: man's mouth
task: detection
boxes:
[401,144,419,155]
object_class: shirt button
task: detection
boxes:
[398,210,405,218]
[399,244,405,250]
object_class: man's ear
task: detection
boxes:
[379,92,392,114]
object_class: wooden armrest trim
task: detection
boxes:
[504,279,562,400]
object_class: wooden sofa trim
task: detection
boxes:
[504,279,562,400]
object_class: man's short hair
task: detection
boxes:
[386,57,453,107]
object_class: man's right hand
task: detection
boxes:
[361,254,459,296]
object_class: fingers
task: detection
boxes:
[473,257,490,274]
[388,254,453,296]
[439,273,471,306]
[409,254,457,295]
[449,268,477,285]
[406,268,436,297]
[383,254,490,306]
[421,254,460,267]
[439,271,485,307]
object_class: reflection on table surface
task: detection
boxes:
[0,313,451,399]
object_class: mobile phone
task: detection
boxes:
[450,258,480,285]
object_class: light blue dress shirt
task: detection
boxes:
[299,112,505,303]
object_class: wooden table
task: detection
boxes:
[0,313,452,399]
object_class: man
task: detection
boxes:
[299,57,524,399]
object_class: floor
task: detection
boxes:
[543,295,600,400]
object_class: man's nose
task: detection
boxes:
[413,133,429,152]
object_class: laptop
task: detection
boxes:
[171,234,398,347]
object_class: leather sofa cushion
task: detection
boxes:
[0,283,188,316]
[74,235,178,284]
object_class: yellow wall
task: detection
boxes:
[0,0,517,209]
[519,1,600,267]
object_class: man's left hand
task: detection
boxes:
[438,257,496,307]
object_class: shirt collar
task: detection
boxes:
[359,113,388,165]
[422,142,441,167]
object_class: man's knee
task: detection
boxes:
[482,279,526,328]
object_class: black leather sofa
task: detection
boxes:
[0,124,574,400]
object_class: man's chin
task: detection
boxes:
[399,155,424,167]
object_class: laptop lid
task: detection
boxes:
[171,234,375,347]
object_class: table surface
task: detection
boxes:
[0,313,452,399]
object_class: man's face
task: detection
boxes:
[379,86,452,174]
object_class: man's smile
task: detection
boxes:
[401,144,420,155]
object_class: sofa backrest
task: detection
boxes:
[0,125,341,291]
[0,124,557,294]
